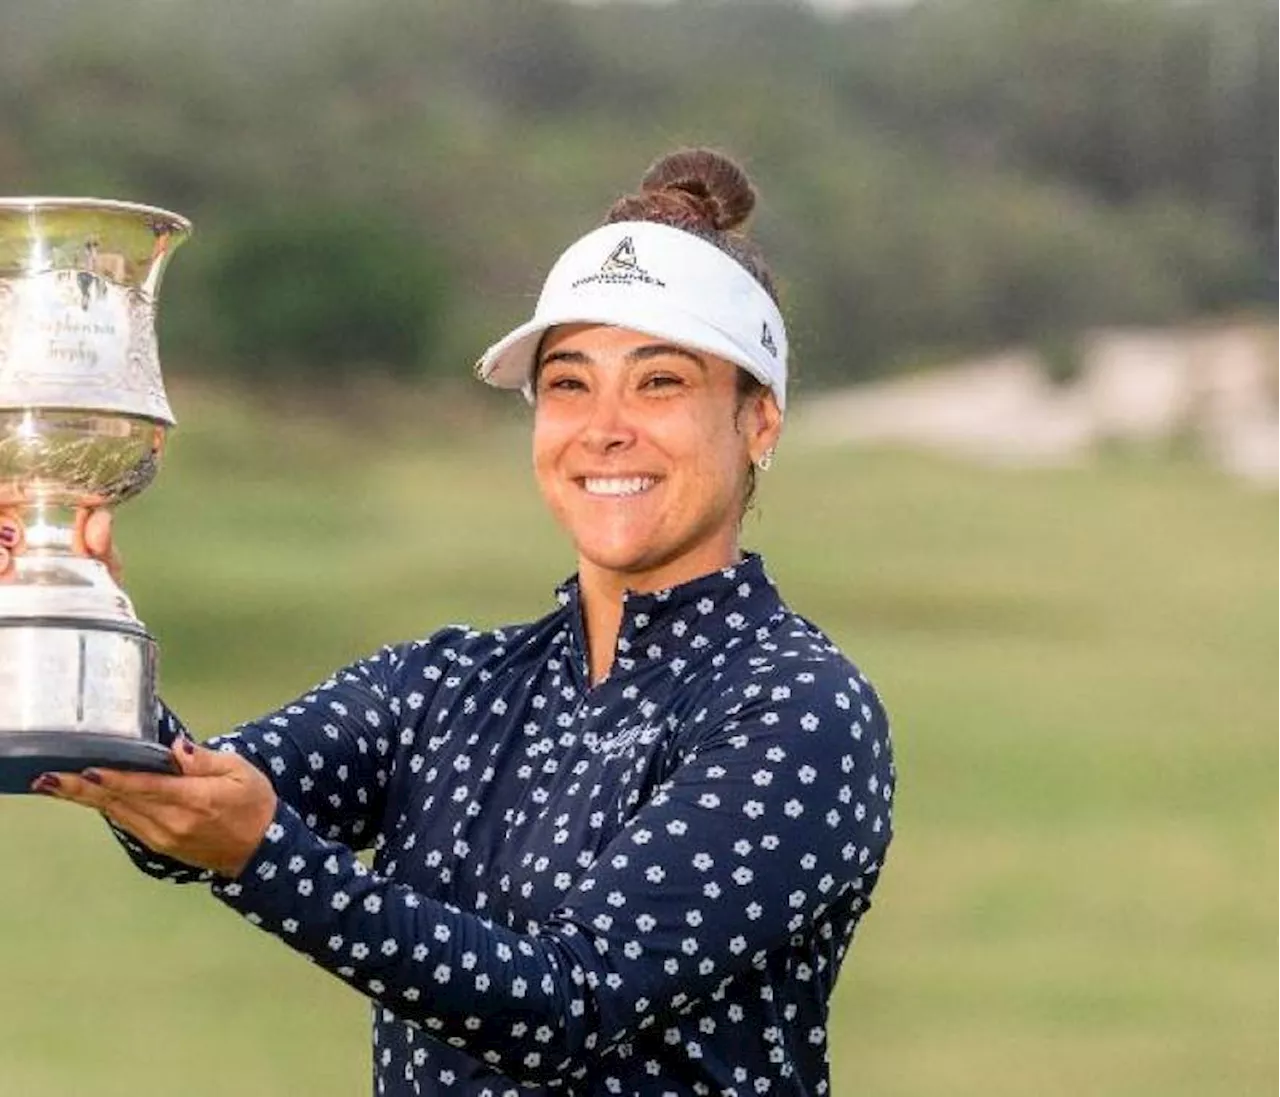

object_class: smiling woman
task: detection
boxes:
[531,324,781,682]
[20,148,896,1097]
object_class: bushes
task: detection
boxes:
[6,0,1273,388]
[199,210,450,381]
[770,145,1260,385]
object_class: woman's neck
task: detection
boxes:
[576,544,742,685]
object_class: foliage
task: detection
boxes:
[206,209,449,381]
[0,0,1273,385]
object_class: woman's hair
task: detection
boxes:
[605,148,776,512]
[604,147,780,307]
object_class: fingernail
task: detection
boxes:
[82,769,103,785]
[0,522,18,547]
[31,773,60,791]
[182,737,195,755]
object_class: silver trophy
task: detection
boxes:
[0,198,190,793]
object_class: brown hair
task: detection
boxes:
[604,147,780,308]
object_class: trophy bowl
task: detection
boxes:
[0,198,190,794]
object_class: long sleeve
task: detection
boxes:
[202,646,401,848]
[208,658,895,1088]
[110,633,464,883]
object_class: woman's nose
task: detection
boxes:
[579,390,636,453]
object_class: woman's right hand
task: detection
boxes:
[0,508,124,583]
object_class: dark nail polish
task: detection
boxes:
[82,770,103,785]
[0,525,17,548]
[182,737,195,755]
[31,773,60,791]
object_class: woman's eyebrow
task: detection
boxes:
[626,344,706,371]
[538,348,592,368]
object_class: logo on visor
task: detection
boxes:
[761,321,778,358]
[571,236,666,290]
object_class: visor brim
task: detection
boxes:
[475,303,784,411]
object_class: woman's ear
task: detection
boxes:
[746,389,783,465]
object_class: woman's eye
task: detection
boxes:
[544,376,587,392]
[643,373,684,390]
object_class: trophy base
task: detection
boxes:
[0,732,178,794]
[0,617,157,728]
[0,618,168,794]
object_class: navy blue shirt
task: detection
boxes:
[116,554,895,1096]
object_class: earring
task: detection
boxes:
[755,448,775,472]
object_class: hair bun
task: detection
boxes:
[605,147,757,234]
[601,146,778,303]
[641,148,755,232]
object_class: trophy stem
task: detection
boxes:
[0,504,138,624]
[15,500,77,552]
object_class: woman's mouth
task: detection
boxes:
[579,476,659,498]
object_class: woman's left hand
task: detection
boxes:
[31,739,278,879]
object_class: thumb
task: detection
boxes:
[82,509,113,557]
[79,509,124,583]
[169,736,239,777]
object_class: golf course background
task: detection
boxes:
[0,385,1274,1096]
[2,0,1276,1089]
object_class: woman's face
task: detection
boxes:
[532,323,782,593]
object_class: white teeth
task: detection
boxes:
[582,476,656,497]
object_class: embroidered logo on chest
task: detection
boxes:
[587,722,664,760]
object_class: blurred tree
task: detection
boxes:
[207,210,450,380]
[0,0,1271,386]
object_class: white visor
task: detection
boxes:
[474,220,788,412]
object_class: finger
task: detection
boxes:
[0,515,20,580]
[0,513,22,553]
[30,770,119,810]
[33,767,173,804]
[82,509,114,558]
[31,770,206,842]
[72,507,89,554]
[169,737,243,779]
[94,799,174,852]
[30,768,224,871]
[77,508,123,582]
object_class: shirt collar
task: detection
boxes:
[554,552,786,683]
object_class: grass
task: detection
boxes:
[0,384,1274,1096]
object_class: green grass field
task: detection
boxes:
[1,386,1275,1096]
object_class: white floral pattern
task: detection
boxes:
[114,554,895,1096]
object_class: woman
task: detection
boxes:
[14,149,896,1096]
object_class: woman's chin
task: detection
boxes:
[572,531,737,590]
[574,539,663,579]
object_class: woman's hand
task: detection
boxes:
[7,505,270,877]
[0,507,123,582]
[0,511,23,579]
[30,739,279,879]
[76,508,124,583]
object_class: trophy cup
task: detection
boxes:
[0,198,190,794]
